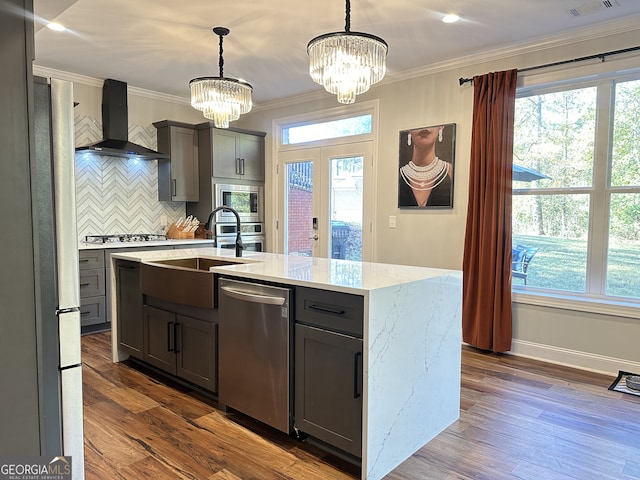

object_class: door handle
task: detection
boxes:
[174,323,180,354]
[354,351,362,399]
[167,322,174,352]
[309,234,319,241]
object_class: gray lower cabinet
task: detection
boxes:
[295,324,363,457]
[294,287,364,458]
[79,250,107,329]
[143,304,217,392]
[116,260,143,359]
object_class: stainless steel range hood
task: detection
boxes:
[75,79,169,160]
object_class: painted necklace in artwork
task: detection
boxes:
[400,157,448,191]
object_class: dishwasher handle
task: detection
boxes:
[220,285,286,306]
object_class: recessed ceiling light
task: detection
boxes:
[46,22,66,32]
[442,14,460,24]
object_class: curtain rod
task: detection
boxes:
[458,45,640,86]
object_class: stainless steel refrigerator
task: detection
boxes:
[30,76,85,477]
[1,4,83,477]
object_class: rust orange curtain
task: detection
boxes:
[462,69,518,353]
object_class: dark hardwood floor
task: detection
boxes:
[81,332,640,479]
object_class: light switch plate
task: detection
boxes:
[389,215,396,228]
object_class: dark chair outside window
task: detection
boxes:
[512,245,538,285]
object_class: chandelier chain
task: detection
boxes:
[218,34,224,78]
[345,0,351,32]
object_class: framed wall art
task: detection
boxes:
[398,123,456,209]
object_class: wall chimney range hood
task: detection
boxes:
[75,79,169,160]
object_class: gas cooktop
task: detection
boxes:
[84,234,168,244]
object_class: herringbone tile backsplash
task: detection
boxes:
[74,115,185,241]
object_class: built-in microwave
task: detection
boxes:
[214,183,263,223]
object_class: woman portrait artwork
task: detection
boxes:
[398,123,456,208]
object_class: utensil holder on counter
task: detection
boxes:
[166,222,194,239]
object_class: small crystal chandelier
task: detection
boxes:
[189,27,252,129]
[307,0,388,104]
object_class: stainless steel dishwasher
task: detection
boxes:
[217,277,293,433]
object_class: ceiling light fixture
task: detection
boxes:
[189,27,252,129]
[307,0,388,104]
[46,22,66,32]
[442,14,460,24]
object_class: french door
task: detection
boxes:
[277,141,373,261]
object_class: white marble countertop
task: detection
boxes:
[79,238,214,250]
[111,247,461,294]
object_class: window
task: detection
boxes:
[282,114,372,145]
[513,76,640,302]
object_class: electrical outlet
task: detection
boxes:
[160,214,168,226]
[388,215,396,228]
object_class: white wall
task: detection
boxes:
[234,26,640,375]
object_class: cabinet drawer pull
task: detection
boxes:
[308,304,346,316]
[80,282,91,287]
[80,311,90,315]
[119,264,136,270]
[354,351,362,399]
[79,259,90,263]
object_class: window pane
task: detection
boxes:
[283,114,372,145]
[611,79,640,187]
[514,87,596,188]
[512,194,589,292]
[330,156,363,261]
[286,162,313,256]
[607,193,640,298]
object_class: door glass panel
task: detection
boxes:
[286,161,314,256]
[330,156,363,261]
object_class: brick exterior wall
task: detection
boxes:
[288,187,313,255]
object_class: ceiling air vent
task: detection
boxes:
[567,0,620,17]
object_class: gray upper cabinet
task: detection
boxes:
[154,120,199,202]
[198,122,266,182]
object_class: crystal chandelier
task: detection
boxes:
[189,27,252,129]
[307,0,388,104]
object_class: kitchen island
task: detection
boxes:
[109,247,462,480]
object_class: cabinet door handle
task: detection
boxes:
[308,304,346,316]
[235,158,241,175]
[354,351,362,399]
[240,158,245,175]
[168,322,174,352]
[172,178,177,197]
[174,323,180,354]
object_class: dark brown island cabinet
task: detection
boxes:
[115,260,143,358]
[294,287,364,458]
[115,259,218,393]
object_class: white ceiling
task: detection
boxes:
[32,0,640,106]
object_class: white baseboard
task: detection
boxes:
[506,339,640,376]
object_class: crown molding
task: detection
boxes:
[385,13,640,85]
[32,64,191,105]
